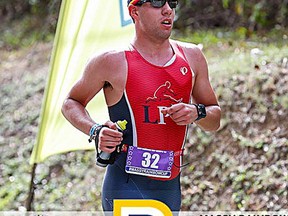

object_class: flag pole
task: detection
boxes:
[26,163,38,211]
[26,1,68,210]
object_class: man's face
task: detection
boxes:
[135,2,176,40]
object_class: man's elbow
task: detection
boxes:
[202,106,221,131]
[61,97,74,118]
[210,121,221,131]
[203,122,220,132]
[210,106,221,131]
[61,98,68,117]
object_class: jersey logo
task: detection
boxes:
[146,81,183,103]
[180,66,188,75]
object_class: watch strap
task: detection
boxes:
[192,103,206,121]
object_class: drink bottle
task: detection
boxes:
[96,120,127,167]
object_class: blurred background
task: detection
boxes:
[0,0,287,212]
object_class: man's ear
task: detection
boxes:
[128,5,139,21]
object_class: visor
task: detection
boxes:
[127,0,141,6]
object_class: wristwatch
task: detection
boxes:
[193,104,206,121]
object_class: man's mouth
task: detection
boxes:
[161,19,172,26]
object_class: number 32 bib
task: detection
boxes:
[125,146,174,178]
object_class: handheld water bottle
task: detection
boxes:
[96,120,127,167]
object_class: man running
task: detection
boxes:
[62,0,221,212]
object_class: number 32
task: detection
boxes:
[141,152,160,169]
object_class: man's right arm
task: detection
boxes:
[61,52,124,153]
[61,54,106,135]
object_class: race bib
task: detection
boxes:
[125,146,174,178]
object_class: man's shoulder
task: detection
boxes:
[171,39,205,62]
[84,49,128,72]
[89,49,126,62]
[170,39,203,52]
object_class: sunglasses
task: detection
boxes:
[135,0,178,9]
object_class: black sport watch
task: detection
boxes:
[193,104,206,121]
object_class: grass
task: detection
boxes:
[176,28,288,211]
[174,28,288,78]
[0,15,54,50]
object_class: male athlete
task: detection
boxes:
[61,0,221,212]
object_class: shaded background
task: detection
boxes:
[1,0,288,49]
[0,0,287,212]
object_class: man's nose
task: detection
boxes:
[162,2,173,14]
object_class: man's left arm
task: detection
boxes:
[161,44,221,131]
[189,45,221,131]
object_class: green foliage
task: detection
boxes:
[1,0,287,49]
[180,36,288,210]
[175,0,288,35]
[0,0,61,49]
[0,0,60,18]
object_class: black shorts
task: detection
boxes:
[101,153,181,212]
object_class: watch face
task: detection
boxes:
[193,103,207,121]
[197,104,206,120]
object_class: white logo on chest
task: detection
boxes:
[180,67,188,75]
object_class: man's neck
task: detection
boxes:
[131,37,174,66]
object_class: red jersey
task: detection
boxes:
[122,42,193,180]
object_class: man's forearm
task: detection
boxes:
[61,98,96,135]
[195,105,221,131]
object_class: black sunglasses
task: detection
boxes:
[136,0,178,9]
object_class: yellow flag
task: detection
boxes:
[30,0,134,164]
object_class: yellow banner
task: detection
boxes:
[30,0,134,164]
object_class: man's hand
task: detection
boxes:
[97,121,123,153]
[161,103,198,125]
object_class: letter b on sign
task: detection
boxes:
[114,199,172,216]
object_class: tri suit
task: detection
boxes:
[102,41,194,211]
